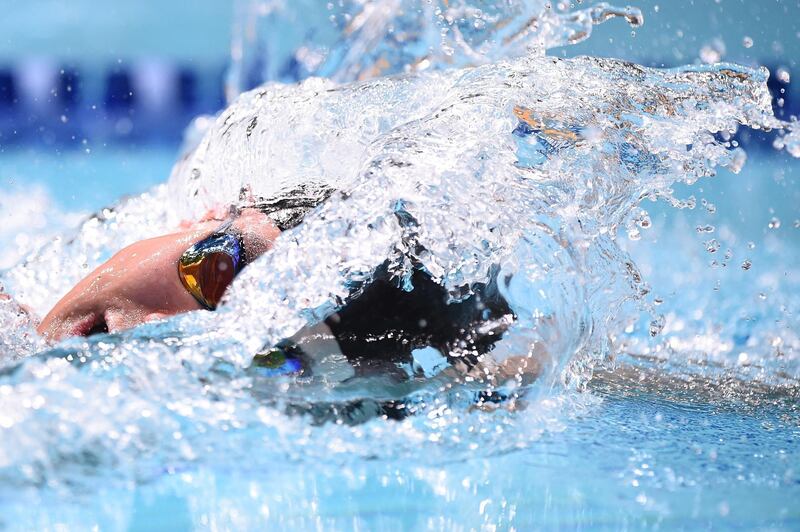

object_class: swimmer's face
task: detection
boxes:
[37,209,280,341]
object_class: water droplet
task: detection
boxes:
[696,224,715,234]
[742,36,754,49]
[776,68,791,83]
[700,46,720,64]
[636,211,652,229]
[787,138,800,158]
[768,217,781,229]
[704,239,720,253]
[726,148,747,173]
[649,315,665,337]
[741,260,752,271]
[699,39,726,64]
[758,292,767,300]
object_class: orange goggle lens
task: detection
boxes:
[178,229,246,310]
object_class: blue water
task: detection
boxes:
[1,146,796,531]
[0,146,176,211]
[1,2,799,530]
[12,370,796,529]
[138,399,791,530]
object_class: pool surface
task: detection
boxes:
[0,2,798,530]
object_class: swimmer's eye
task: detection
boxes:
[178,221,248,310]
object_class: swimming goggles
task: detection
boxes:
[178,220,248,310]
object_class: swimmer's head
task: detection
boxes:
[37,209,281,341]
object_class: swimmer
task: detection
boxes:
[35,192,521,384]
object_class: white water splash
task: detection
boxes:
[0,0,797,500]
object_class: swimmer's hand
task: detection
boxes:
[37,209,280,341]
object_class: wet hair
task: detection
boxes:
[243,182,335,231]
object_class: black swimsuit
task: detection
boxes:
[249,186,515,422]
[255,262,513,382]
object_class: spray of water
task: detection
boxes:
[0,0,797,498]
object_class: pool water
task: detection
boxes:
[0,146,177,269]
[1,150,795,530]
[5,367,796,529]
[1,2,799,530]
